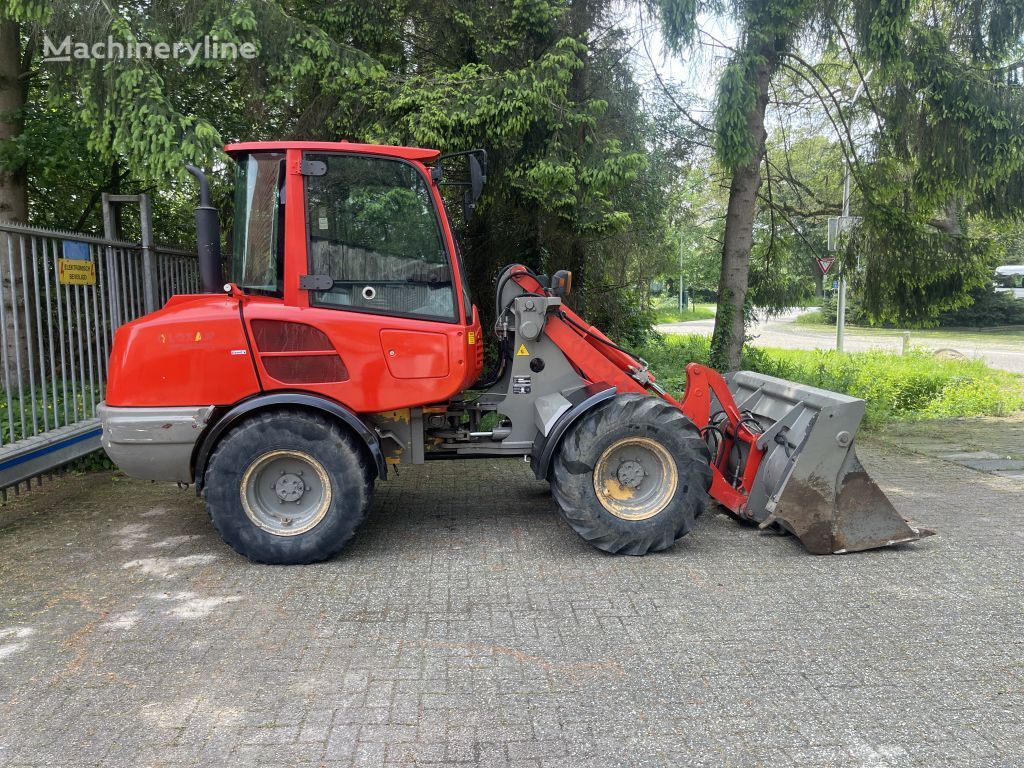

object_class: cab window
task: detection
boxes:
[306,153,456,322]
[232,152,285,295]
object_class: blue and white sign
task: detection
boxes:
[62,240,90,261]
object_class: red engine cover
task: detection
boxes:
[104,294,261,407]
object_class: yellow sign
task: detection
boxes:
[58,258,96,286]
[467,331,476,344]
[516,344,529,356]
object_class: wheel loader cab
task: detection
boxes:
[226,142,484,411]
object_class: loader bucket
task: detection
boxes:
[724,371,934,554]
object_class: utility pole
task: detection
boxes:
[837,160,851,352]
[678,237,684,312]
[837,73,871,352]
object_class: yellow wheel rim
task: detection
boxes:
[592,437,678,521]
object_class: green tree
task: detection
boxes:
[834,0,1024,325]
[0,0,380,390]
[654,0,820,369]
[654,0,1024,363]
[1,0,692,347]
[325,0,689,341]
[0,0,384,232]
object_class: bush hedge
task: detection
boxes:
[640,334,1024,427]
[816,289,1024,328]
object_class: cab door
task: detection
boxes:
[243,151,474,413]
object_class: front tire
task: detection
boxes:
[551,394,712,555]
[204,410,373,564]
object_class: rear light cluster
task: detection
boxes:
[251,320,349,384]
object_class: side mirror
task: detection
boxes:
[550,269,572,297]
[462,153,486,224]
[438,149,488,224]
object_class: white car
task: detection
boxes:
[994,265,1024,300]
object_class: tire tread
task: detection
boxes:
[204,409,372,564]
[550,394,712,555]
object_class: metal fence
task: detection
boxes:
[0,219,197,498]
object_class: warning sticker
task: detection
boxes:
[58,258,96,286]
[468,331,476,344]
[513,375,531,395]
[516,344,529,356]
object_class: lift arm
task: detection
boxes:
[504,267,765,516]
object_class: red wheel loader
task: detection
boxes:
[97,141,933,564]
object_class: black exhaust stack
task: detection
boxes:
[185,164,224,293]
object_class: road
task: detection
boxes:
[657,310,1024,373]
[1,437,1022,766]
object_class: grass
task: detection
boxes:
[794,310,1024,342]
[639,333,1024,428]
[651,297,716,324]
[794,309,826,325]
[0,384,103,444]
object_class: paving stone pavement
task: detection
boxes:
[874,417,1024,482]
[0,443,1022,767]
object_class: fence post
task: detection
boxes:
[138,194,158,314]
[101,193,123,329]
[102,192,159,318]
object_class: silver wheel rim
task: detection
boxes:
[240,449,332,536]
[592,437,678,521]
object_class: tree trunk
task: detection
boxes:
[0,20,26,224]
[928,199,962,236]
[709,51,775,371]
[0,19,30,398]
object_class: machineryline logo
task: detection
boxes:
[41,34,258,64]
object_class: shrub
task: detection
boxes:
[639,334,1024,427]
[818,294,877,326]
[794,309,826,325]
[937,288,1024,327]
[584,289,658,347]
[818,287,1024,328]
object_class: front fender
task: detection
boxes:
[530,383,617,481]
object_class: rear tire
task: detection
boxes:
[551,394,712,555]
[204,410,373,564]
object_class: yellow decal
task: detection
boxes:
[516,344,529,356]
[194,331,203,342]
[57,259,96,286]
[467,331,476,344]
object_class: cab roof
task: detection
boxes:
[224,141,440,163]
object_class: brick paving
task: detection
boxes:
[875,416,1024,482]
[0,441,1022,767]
